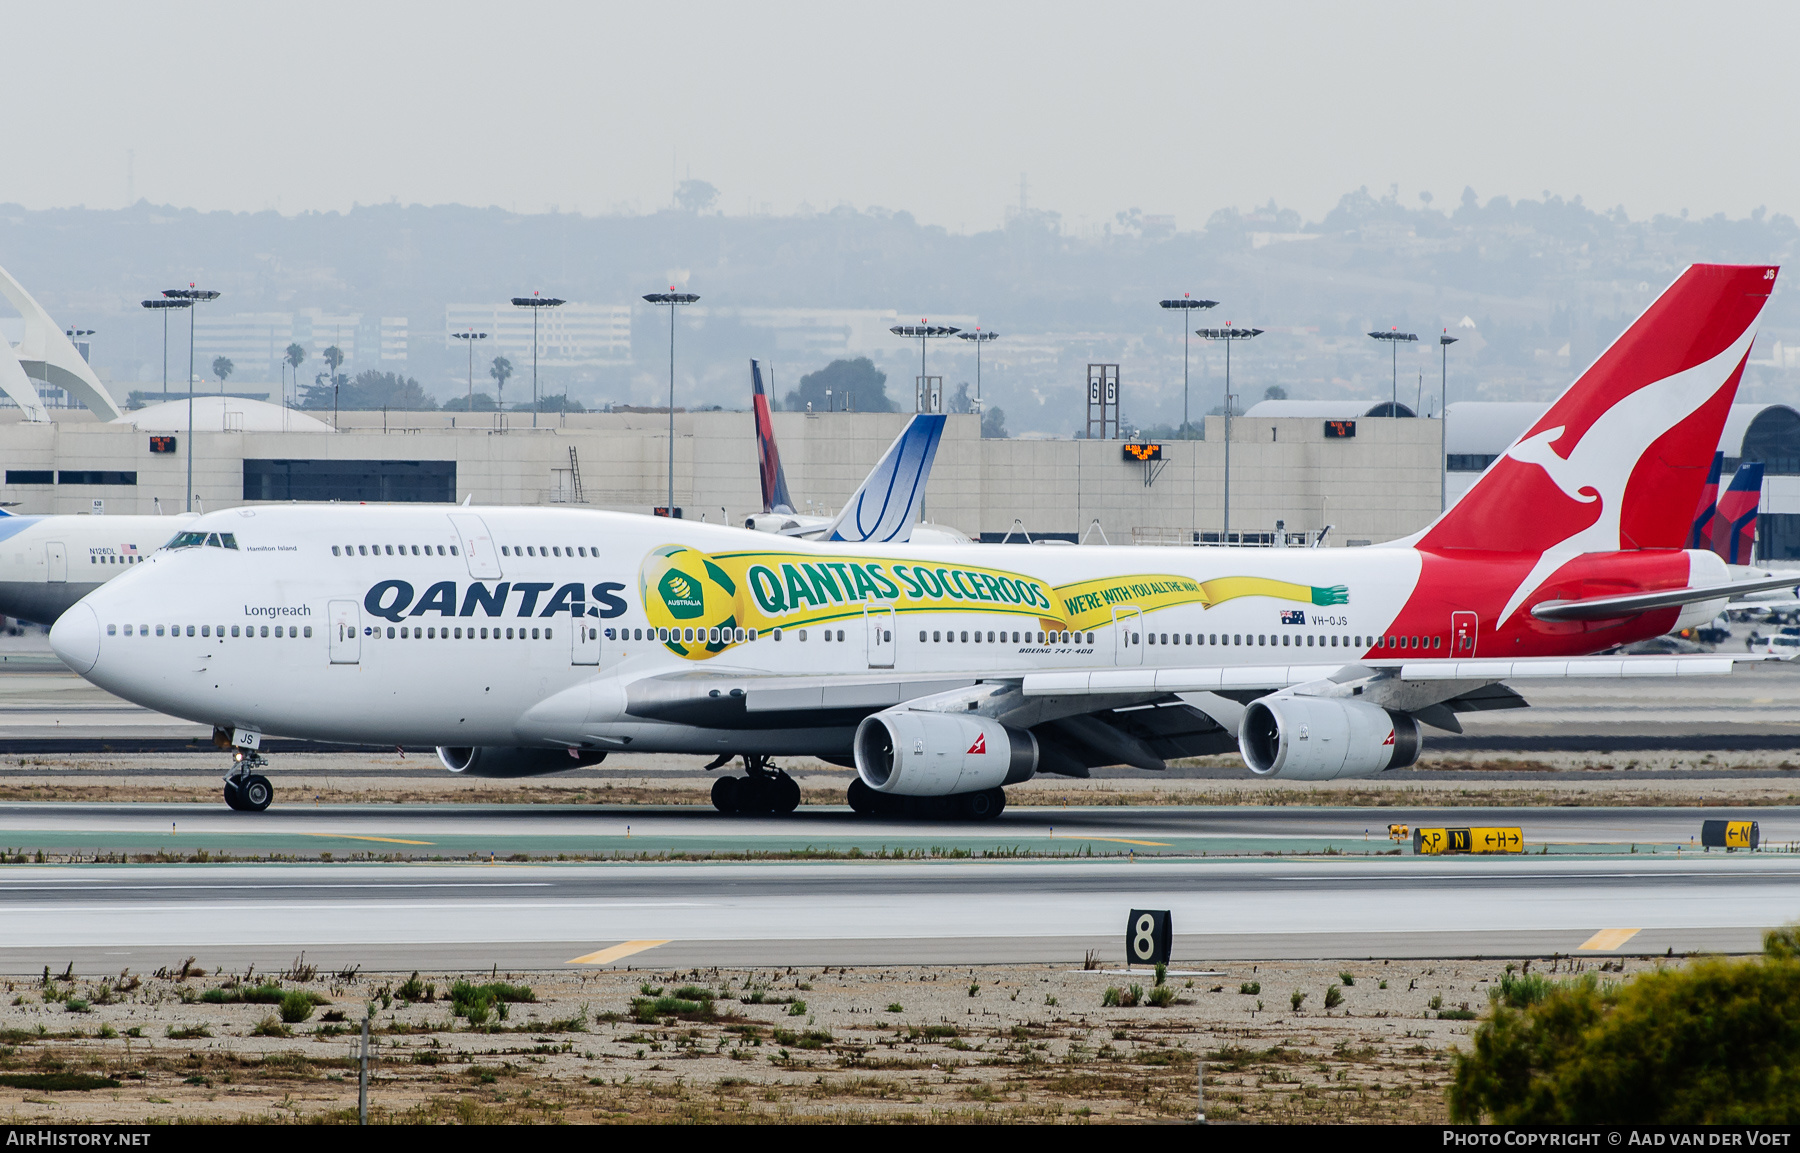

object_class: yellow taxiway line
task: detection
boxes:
[568,940,671,966]
[1578,928,1642,951]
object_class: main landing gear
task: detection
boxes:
[223,749,273,812]
[846,778,1007,822]
[709,754,801,815]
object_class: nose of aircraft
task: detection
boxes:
[50,602,100,674]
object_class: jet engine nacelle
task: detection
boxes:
[436,746,607,778]
[853,708,1037,796]
[1237,696,1421,781]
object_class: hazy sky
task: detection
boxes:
[6,1,1798,231]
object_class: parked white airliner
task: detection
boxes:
[49,265,1800,817]
[0,509,194,624]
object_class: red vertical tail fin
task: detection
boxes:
[1421,264,1776,560]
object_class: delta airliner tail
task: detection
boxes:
[1687,451,1726,550]
[1713,461,1765,565]
[751,359,796,515]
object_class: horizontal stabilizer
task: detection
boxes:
[1529,571,1800,621]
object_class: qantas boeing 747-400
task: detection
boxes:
[46,264,1800,816]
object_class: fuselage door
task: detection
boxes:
[1112,605,1143,665]
[865,604,896,668]
[329,599,361,665]
[45,542,66,584]
[448,513,503,579]
[571,618,600,665]
[1451,611,1478,657]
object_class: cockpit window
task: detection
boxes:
[218,533,239,550]
[167,531,206,549]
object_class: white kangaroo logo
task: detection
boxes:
[1503,427,1599,504]
[1492,324,1759,625]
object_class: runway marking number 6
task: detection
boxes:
[1126,908,1172,966]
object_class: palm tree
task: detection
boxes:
[211,356,234,393]
[284,343,306,409]
[323,346,345,428]
[489,356,514,410]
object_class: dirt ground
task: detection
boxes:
[1,749,1799,809]
[0,951,1661,1125]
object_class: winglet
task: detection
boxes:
[822,414,947,543]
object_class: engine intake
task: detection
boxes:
[1238,696,1420,780]
[854,708,1037,796]
[437,747,607,778]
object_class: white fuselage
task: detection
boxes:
[0,513,195,623]
[50,504,1677,756]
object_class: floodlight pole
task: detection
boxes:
[141,299,191,407]
[956,329,999,415]
[1196,325,1263,541]
[163,287,219,512]
[1159,296,1217,437]
[889,321,960,413]
[511,293,565,429]
[1440,332,1458,511]
[1367,329,1419,414]
[452,330,488,416]
[643,290,700,514]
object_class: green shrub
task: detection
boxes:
[787,1001,807,1017]
[631,996,712,1024]
[1497,971,1557,1009]
[1102,986,1122,1007]
[250,1015,291,1037]
[1291,990,1307,1012]
[63,997,89,1013]
[279,990,315,1024]
[1147,985,1177,1008]
[1339,972,1355,986]
[1324,985,1343,1009]
[1124,984,1143,1007]
[1154,963,1167,987]
[1451,933,1800,1123]
[1239,981,1261,995]
[886,1003,903,1013]
[165,1025,211,1039]
[449,980,534,1024]
[397,972,425,1001]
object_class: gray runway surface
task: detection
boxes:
[2,800,1792,847]
[2,852,1796,974]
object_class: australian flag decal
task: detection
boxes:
[1280,610,1306,625]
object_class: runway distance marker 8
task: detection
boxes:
[1126,909,1173,967]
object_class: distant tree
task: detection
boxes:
[489,356,514,409]
[948,382,973,414]
[512,393,584,414]
[211,357,233,391]
[322,345,344,380]
[283,343,306,408]
[675,180,718,213]
[442,392,499,413]
[1263,384,1288,400]
[981,405,1009,439]
[784,357,893,412]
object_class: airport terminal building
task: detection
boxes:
[0,397,1794,557]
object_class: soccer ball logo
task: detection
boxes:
[639,544,741,660]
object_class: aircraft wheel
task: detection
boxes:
[959,787,1006,822]
[711,775,740,813]
[846,777,876,815]
[774,774,801,814]
[736,775,771,814]
[239,774,273,812]
[223,779,246,811]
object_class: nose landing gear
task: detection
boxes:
[709,754,801,815]
[224,749,273,812]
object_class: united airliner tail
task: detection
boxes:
[1421,263,1777,557]
[1686,451,1725,549]
[1712,461,1764,565]
[822,414,947,543]
[751,359,795,515]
